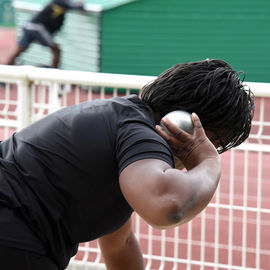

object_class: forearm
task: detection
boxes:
[99,231,145,270]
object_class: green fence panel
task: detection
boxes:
[0,0,15,27]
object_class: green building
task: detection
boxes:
[13,0,270,82]
[0,0,15,27]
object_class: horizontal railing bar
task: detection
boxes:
[0,65,269,96]
[0,119,18,127]
[13,0,135,13]
[0,65,156,89]
[70,254,259,270]
[236,142,270,152]
[208,202,270,213]
[141,254,258,270]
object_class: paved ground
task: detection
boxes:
[0,27,16,64]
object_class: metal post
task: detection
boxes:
[49,82,61,114]
[17,77,32,130]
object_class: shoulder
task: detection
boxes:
[114,96,174,174]
[112,95,156,127]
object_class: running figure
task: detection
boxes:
[7,0,85,68]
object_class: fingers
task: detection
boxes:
[156,116,191,155]
[155,113,208,158]
[156,124,171,141]
[156,113,219,169]
[156,124,181,156]
[158,113,205,140]
[191,113,206,137]
[159,117,190,139]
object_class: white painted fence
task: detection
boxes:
[0,65,270,270]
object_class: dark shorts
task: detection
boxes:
[0,246,59,270]
[19,23,55,49]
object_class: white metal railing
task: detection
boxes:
[0,64,156,130]
[0,65,270,270]
[13,0,127,13]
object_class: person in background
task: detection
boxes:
[0,59,254,269]
[6,0,85,68]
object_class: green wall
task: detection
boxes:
[101,0,270,82]
[0,0,15,27]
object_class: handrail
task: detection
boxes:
[0,65,156,89]
[12,0,138,14]
[0,65,269,95]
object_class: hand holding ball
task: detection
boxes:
[160,110,194,135]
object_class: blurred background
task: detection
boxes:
[0,0,269,81]
[0,1,270,270]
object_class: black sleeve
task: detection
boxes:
[116,122,175,175]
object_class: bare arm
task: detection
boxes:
[119,113,221,228]
[98,218,144,270]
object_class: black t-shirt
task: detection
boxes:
[0,95,174,269]
[30,0,84,34]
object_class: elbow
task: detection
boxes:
[154,188,211,228]
[150,167,221,229]
[149,197,186,229]
[167,209,184,225]
[148,181,195,228]
[165,197,194,226]
[166,198,186,225]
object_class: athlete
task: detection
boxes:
[0,59,254,269]
[6,0,85,68]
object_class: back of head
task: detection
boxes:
[141,59,254,153]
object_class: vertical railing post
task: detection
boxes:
[17,76,32,131]
[48,82,61,114]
